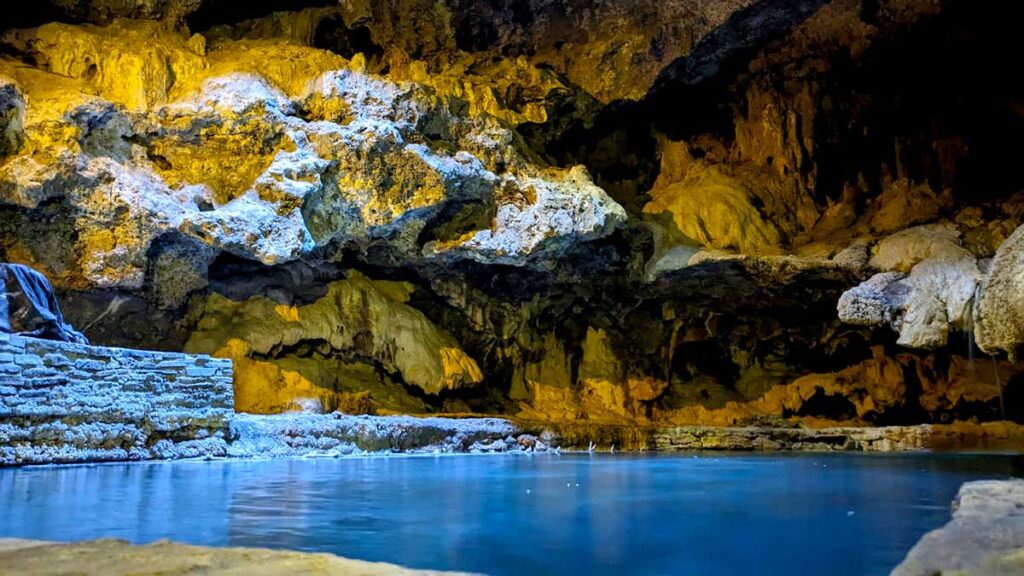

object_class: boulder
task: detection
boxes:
[975,222,1024,358]
[839,251,981,349]
[893,480,1024,576]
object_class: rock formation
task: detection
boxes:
[0,0,1022,432]
[893,480,1024,576]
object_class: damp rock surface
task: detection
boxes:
[892,480,1024,576]
[0,538,471,575]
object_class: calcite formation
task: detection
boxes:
[186,272,483,413]
[0,0,1022,433]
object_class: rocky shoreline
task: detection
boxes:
[8,409,1024,466]
[186,413,1024,460]
[0,538,470,575]
[893,479,1024,576]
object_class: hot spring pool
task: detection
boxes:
[1,453,1020,575]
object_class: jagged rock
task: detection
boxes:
[867,179,953,235]
[975,223,1024,359]
[0,78,23,157]
[839,223,982,349]
[427,165,627,266]
[0,21,627,290]
[840,251,980,349]
[830,240,871,269]
[893,480,1024,576]
[2,21,207,111]
[44,0,205,23]
[336,0,758,102]
[837,271,907,327]
[148,238,214,309]
[185,272,483,412]
[869,223,971,272]
[643,143,785,255]
[895,255,980,349]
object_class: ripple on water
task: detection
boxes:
[0,452,1021,576]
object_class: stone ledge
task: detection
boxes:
[526,421,1024,452]
[0,539,471,575]
[892,480,1024,576]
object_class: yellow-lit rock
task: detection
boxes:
[643,141,785,256]
[187,272,483,411]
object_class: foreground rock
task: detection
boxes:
[892,480,1024,576]
[0,538,468,575]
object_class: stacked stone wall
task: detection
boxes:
[0,333,233,465]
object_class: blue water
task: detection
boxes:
[0,453,1020,575]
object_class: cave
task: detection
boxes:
[0,0,1023,574]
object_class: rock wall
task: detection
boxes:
[0,332,233,465]
[1,0,1023,436]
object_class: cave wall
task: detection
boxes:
[1,0,1023,429]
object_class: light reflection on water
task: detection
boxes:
[0,453,1021,575]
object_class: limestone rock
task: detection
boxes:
[893,480,1024,576]
[975,222,1024,358]
[869,223,971,272]
[840,223,982,349]
[896,255,980,349]
[867,179,952,235]
[185,272,483,411]
[640,137,825,258]
[428,165,627,265]
[0,78,23,157]
[0,20,626,294]
[840,252,980,349]
[643,160,783,255]
[2,21,207,111]
[837,271,906,327]
[45,0,206,23]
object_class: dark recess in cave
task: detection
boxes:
[524,0,1024,214]
[313,16,383,60]
[812,0,1024,204]
[999,374,1024,423]
[670,339,740,388]
[186,0,337,32]
[1,4,73,32]
[789,388,858,421]
[451,0,538,54]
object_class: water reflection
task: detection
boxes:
[0,453,1020,576]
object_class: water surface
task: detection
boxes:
[1,453,1021,575]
